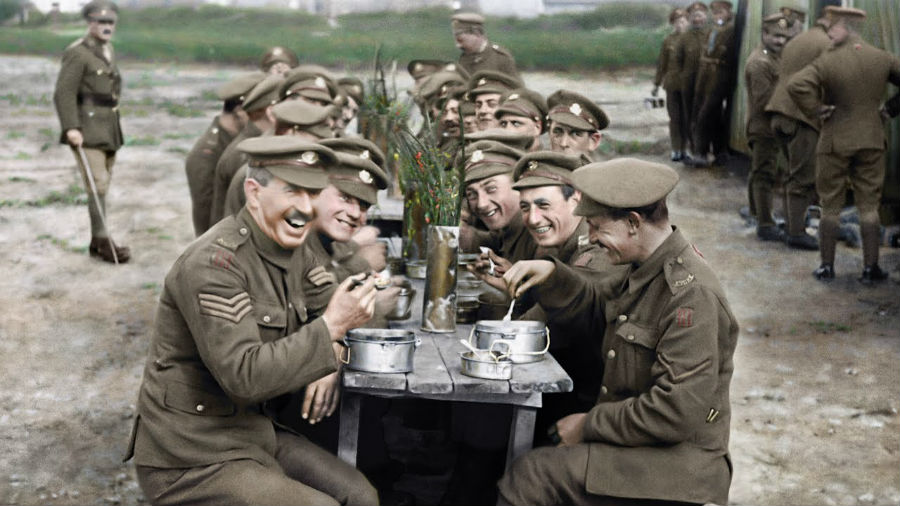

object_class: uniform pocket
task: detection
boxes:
[611,322,660,393]
[253,299,288,342]
[163,380,236,416]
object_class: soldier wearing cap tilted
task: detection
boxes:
[126,135,379,506]
[765,10,833,250]
[260,46,299,76]
[467,70,524,131]
[674,1,710,161]
[499,158,738,506]
[451,12,520,80]
[788,6,900,284]
[221,99,337,218]
[494,88,547,152]
[745,13,791,243]
[209,73,284,226]
[690,0,738,168]
[546,90,609,162]
[186,72,264,236]
[53,0,129,263]
[653,7,689,161]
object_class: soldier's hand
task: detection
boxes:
[302,371,341,424]
[819,104,836,121]
[374,284,402,317]
[357,241,387,272]
[322,273,377,340]
[651,86,659,97]
[352,225,380,246]
[65,129,83,147]
[555,413,587,446]
[503,260,556,299]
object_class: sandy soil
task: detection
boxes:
[0,54,897,506]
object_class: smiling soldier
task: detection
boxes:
[126,136,379,506]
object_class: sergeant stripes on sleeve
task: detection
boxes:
[198,292,252,323]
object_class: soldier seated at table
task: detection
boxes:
[467,70,524,131]
[337,76,364,137]
[546,90,609,163]
[127,135,380,506]
[499,158,738,506]
[494,88,548,152]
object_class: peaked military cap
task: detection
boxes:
[512,151,582,189]
[467,70,523,98]
[464,128,534,151]
[779,5,806,21]
[451,12,485,32]
[686,2,709,14]
[547,90,609,132]
[572,158,679,216]
[494,88,548,132]
[316,139,389,205]
[337,77,365,105]
[216,72,266,102]
[271,100,334,139]
[463,140,524,183]
[259,46,299,73]
[408,59,451,80]
[278,69,339,105]
[320,137,386,170]
[762,13,791,36]
[238,136,337,190]
[669,7,687,24]
[418,71,468,104]
[710,1,732,12]
[823,6,867,20]
[242,74,284,113]
[82,0,117,21]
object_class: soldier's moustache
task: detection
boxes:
[285,209,312,229]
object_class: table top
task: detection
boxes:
[342,278,573,401]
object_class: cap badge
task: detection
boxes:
[359,150,370,160]
[301,151,319,165]
[314,77,326,89]
[359,170,373,184]
[272,47,283,56]
[414,63,423,72]
[470,150,484,163]
[440,84,448,95]
[508,93,519,101]
[778,18,788,28]
[446,64,456,71]
[527,160,539,171]
[478,78,487,86]
[99,9,107,15]
[569,103,583,116]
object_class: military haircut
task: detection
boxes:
[223,98,242,113]
[561,184,576,200]
[246,165,273,186]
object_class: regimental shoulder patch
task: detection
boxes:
[198,292,252,323]
[692,243,705,259]
[307,265,337,287]
[676,307,693,327]
[211,250,234,270]
[573,252,592,267]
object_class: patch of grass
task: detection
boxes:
[167,146,189,155]
[36,233,89,254]
[126,136,161,146]
[808,320,852,333]
[157,234,174,240]
[7,131,25,139]
[163,101,205,118]
[14,152,32,160]
[24,183,87,207]
[38,127,56,139]
[8,176,36,183]
[163,132,195,140]
[140,282,159,290]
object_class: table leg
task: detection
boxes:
[505,404,537,471]
[337,391,362,466]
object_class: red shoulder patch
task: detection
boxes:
[692,244,704,259]
[211,250,234,270]
[676,307,693,328]
[573,252,592,267]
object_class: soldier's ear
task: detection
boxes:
[244,177,263,210]
[589,132,602,151]
[627,212,641,234]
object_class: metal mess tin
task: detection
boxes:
[459,350,512,380]
[385,283,416,321]
[344,329,420,373]
[471,320,549,364]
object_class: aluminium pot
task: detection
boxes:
[471,320,549,364]
[459,350,512,380]
[344,329,420,373]
[385,284,416,321]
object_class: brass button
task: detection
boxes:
[288,302,293,309]
[618,314,627,323]
[607,349,616,360]
[239,227,248,235]
[600,385,608,395]
[263,315,271,323]
[676,256,684,265]
[626,334,635,342]
[195,404,205,413]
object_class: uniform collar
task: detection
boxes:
[622,226,689,296]
[555,218,588,263]
[238,207,294,269]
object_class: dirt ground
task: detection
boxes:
[0,54,898,506]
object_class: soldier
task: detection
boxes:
[780,6,807,39]
[745,14,790,242]
[278,68,340,108]
[259,46,299,75]
[494,88,547,152]
[546,90,609,162]
[499,158,738,506]
[439,86,465,144]
[416,70,468,124]
[53,0,129,263]
[652,7,689,161]
[209,74,283,226]
[765,11,833,250]
[126,136,379,506]
[460,99,477,134]
[674,1,710,161]
[185,72,263,236]
[467,70,524,131]
[337,76,364,136]
[689,0,737,168]
[221,99,336,218]
[464,128,535,151]
[451,12,520,80]
[788,6,900,284]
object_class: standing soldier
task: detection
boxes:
[451,12,521,80]
[745,14,790,242]
[185,72,263,237]
[690,0,737,168]
[788,6,900,284]
[53,0,129,263]
[675,1,710,162]
[780,6,807,39]
[652,7,689,161]
[765,11,833,250]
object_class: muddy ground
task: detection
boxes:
[0,54,897,506]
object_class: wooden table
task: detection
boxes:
[337,281,573,470]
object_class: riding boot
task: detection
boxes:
[818,215,839,266]
[860,220,882,269]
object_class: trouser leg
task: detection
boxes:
[748,137,779,227]
[665,90,685,153]
[784,121,818,236]
[72,147,115,238]
[851,148,887,267]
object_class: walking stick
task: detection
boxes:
[76,145,118,265]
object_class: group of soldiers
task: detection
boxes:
[51,0,895,505]
[655,2,900,284]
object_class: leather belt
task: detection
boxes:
[77,93,118,107]
[700,56,725,65]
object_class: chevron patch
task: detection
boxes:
[307,266,337,287]
[198,292,252,323]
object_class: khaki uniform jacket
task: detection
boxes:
[127,208,338,469]
[765,24,832,130]
[458,41,521,80]
[480,212,540,264]
[675,27,709,97]
[210,122,263,226]
[53,35,123,151]
[745,45,780,140]
[222,165,248,219]
[295,233,372,322]
[186,115,237,235]
[535,228,738,505]
[695,22,737,100]
[654,32,682,91]
[788,34,900,154]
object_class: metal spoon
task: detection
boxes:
[479,246,496,276]
[502,298,516,321]
[460,339,491,361]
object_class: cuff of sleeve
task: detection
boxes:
[536,258,582,311]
